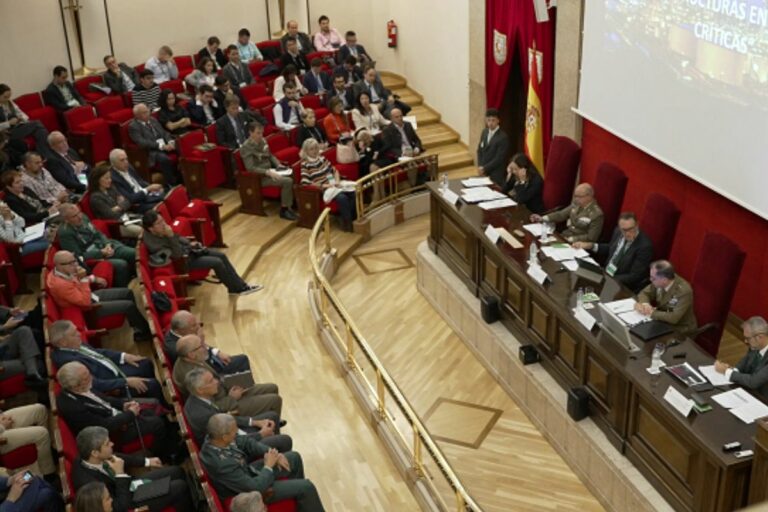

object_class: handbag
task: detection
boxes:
[151,290,173,312]
[336,139,360,164]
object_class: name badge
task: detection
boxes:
[606,262,618,276]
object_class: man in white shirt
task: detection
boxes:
[273,84,304,132]
[145,46,178,84]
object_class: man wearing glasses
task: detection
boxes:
[634,260,697,336]
[531,183,604,243]
[715,317,768,398]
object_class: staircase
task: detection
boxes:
[381,72,476,178]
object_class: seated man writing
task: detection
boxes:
[715,316,768,398]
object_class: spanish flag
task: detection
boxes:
[525,48,544,174]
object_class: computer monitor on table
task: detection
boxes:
[597,303,640,352]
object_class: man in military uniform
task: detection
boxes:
[635,260,697,336]
[240,121,297,220]
[532,183,604,243]
[200,414,325,511]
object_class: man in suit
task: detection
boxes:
[333,56,363,88]
[377,108,423,160]
[42,65,84,113]
[49,319,164,402]
[56,362,178,461]
[102,55,138,95]
[636,260,698,336]
[716,316,768,398]
[329,74,353,110]
[188,84,223,127]
[280,37,310,74]
[280,20,313,55]
[475,108,510,186]
[165,310,250,371]
[46,250,150,340]
[73,426,192,511]
[223,44,254,91]
[213,76,247,110]
[338,31,373,65]
[198,36,228,70]
[573,212,654,293]
[215,97,253,149]
[108,148,164,213]
[43,131,88,193]
[201,414,325,510]
[184,368,290,451]
[173,334,282,417]
[128,103,178,186]
[0,472,63,512]
[303,58,332,96]
[532,183,604,243]
[353,65,409,118]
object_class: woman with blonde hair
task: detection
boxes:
[300,138,356,231]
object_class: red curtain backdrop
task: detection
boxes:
[485,0,556,158]
[580,120,767,320]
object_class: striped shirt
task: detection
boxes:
[301,156,333,186]
[132,85,161,110]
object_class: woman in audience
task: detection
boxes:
[296,108,328,150]
[0,200,48,254]
[0,84,50,156]
[351,91,389,134]
[272,65,307,102]
[87,165,143,238]
[1,169,58,224]
[75,481,113,512]
[300,138,355,231]
[323,97,351,145]
[185,56,217,92]
[502,152,544,214]
[355,128,377,178]
[157,89,193,135]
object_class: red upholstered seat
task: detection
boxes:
[241,83,269,102]
[57,415,78,462]
[300,94,329,120]
[0,374,27,399]
[163,186,223,247]
[159,79,186,95]
[256,40,283,60]
[63,106,115,163]
[249,60,279,81]
[13,93,44,112]
[266,133,300,165]
[95,95,132,123]
[15,92,61,134]
[175,55,195,76]
[592,162,628,242]
[74,75,107,104]
[323,146,359,181]
[0,443,36,470]
[640,193,681,261]
[177,130,229,191]
[691,233,745,357]
[542,135,581,212]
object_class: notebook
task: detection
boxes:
[629,320,673,341]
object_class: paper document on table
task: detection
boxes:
[461,177,494,188]
[441,189,459,205]
[698,365,732,386]
[663,386,694,417]
[459,186,507,203]
[712,388,756,409]
[496,228,523,249]
[523,223,544,236]
[618,310,649,326]
[541,245,578,262]
[527,264,548,285]
[23,222,45,243]
[484,225,500,244]
[731,401,768,424]
[478,198,517,210]
[604,298,637,314]
[562,260,579,271]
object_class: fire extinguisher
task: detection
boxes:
[387,20,398,48]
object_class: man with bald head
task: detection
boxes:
[164,310,250,373]
[57,202,135,287]
[127,102,178,185]
[43,130,88,193]
[108,148,165,213]
[280,20,313,55]
[531,183,604,243]
[172,334,282,418]
[46,249,150,340]
[635,260,697,337]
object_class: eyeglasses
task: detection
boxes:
[744,333,765,342]
[60,260,78,265]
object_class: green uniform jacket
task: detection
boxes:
[200,436,272,497]
[637,276,698,336]
[240,138,280,176]
[58,216,122,260]
[546,200,604,243]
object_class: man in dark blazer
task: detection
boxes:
[303,59,332,95]
[49,319,164,402]
[329,74,354,110]
[333,56,363,87]
[279,37,310,73]
[476,108,511,187]
[43,131,88,193]
[0,473,64,512]
[187,85,224,126]
[280,20,313,54]
[164,310,251,372]
[222,45,254,91]
[198,36,228,70]
[716,316,768,399]
[108,148,165,212]
[573,212,654,293]
[378,108,423,160]
[101,55,139,94]
[215,97,265,150]
[43,66,84,112]
[127,103,178,186]
[214,75,247,109]
[338,31,373,65]
[73,426,192,511]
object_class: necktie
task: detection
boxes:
[747,350,762,373]
[146,121,158,138]
[102,462,116,479]
[233,118,245,145]
[80,346,125,377]
[316,73,324,92]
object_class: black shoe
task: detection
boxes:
[280,208,298,221]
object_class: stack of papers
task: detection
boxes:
[540,245,590,262]
[23,223,45,243]
[478,198,517,210]
[698,365,732,386]
[523,223,545,236]
[603,298,637,314]
[461,177,494,188]
[617,310,650,326]
[459,187,507,203]
[712,388,768,424]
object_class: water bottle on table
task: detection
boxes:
[650,342,665,371]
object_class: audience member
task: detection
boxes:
[0,299,45,385]
[354,128,376,178]
[215,97,256,150]
[322,97,350,144]
[296,109,328,150]
[0,201,49,255]
[230,491,267,512]
[635,260,697,336]
[273,65,307,102]
[1,169,58,225]
[273,83,305,132]
[188,85,223,126]
[351,91,390,134]
[531,183,604,243]
[373,108,422,169]
[237,28,264,63]
[73,481,112,512]
[240,121,297,220]
[43,65,84,112]
[280,20,313,54]
[130,70,161,110]
[156,89,193,136]
[334,56,363,88]
[20,151,69,205]
[49,319,163,401]
[338,31,373,65]
[313,15,342,52]
[500,152,544,215]
[183,367,290,451]
[145,46,178,84]
[73,426,192,511]
[57,203,136,287]
[223,44,255,90]
[303,58,331,96]
[198,36,228,70]
[715,316,768,398]
[280,38,310,74]
[141,210,262,295]
[0,471,64,512]
[108,149,164,214]
[45,130,89,193]
[164,310,251,371]
[0,84,51,157]
[86,165,142,238]
[0,403,54,476]
[475,108,510,186]
[128,103,178,185]
[46,250,150,338]
[329,73,353,110]
[573,211,654,293]
[185,56,217,92]
[352,65,405,118]
[201,414,325,510]
[300,138,355,231]
[213,75,247,109]
[101,55,138,95]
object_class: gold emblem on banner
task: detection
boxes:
[494,30,508,66]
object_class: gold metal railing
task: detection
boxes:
[308,207,481,512]
[354,154,439,218]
